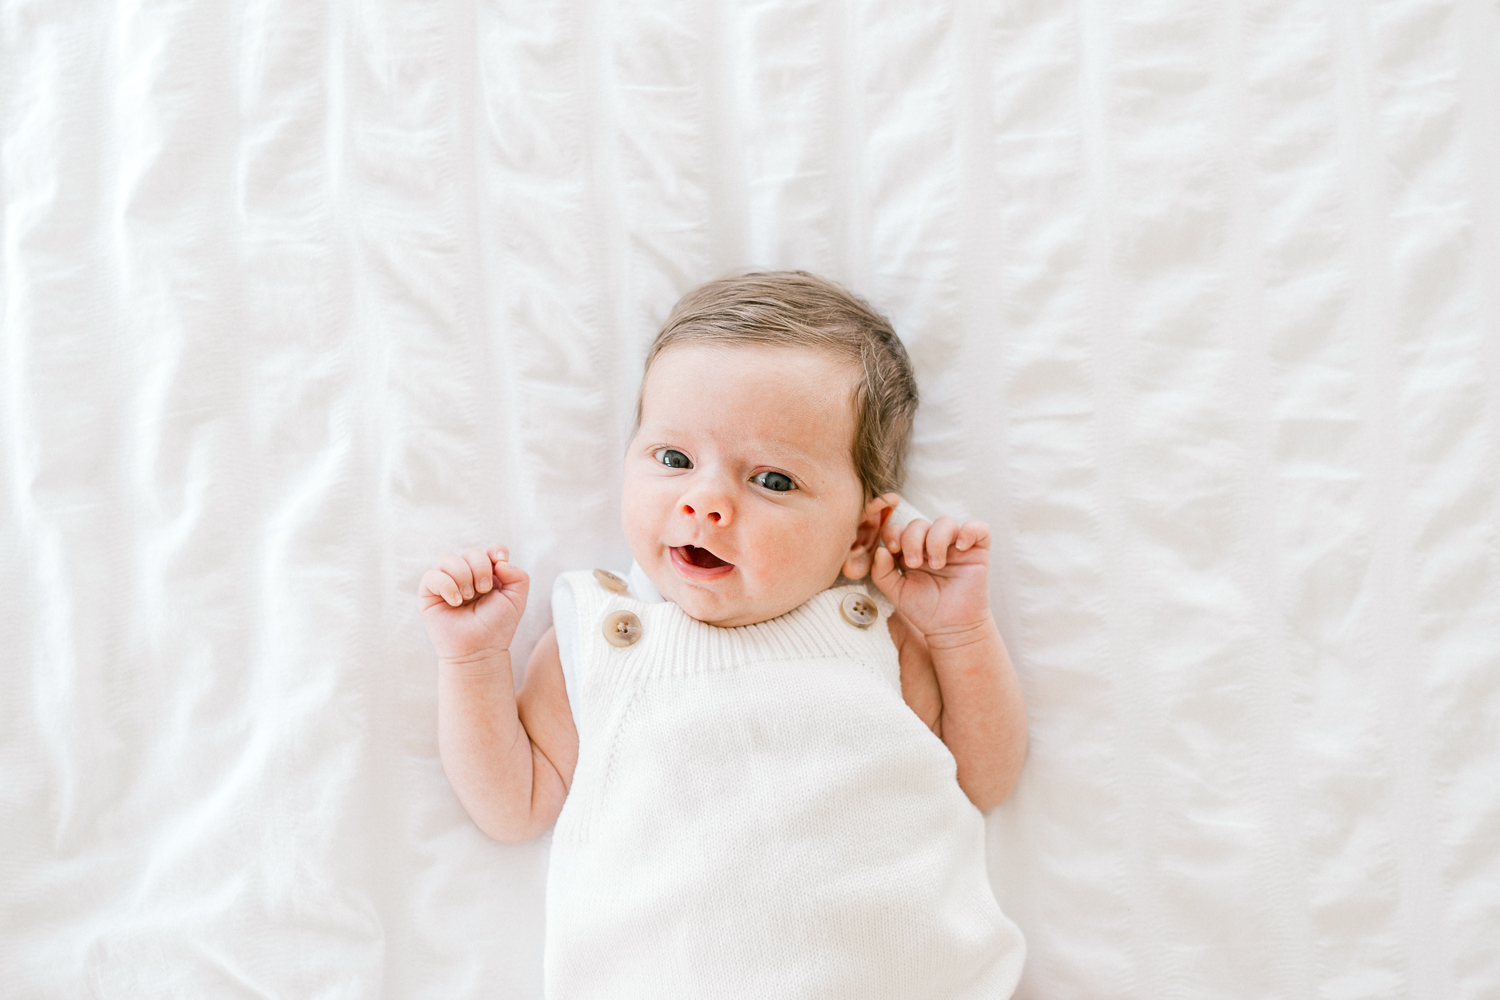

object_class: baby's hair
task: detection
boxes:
[640,271,918,500]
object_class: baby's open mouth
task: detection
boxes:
[677,545,731,570]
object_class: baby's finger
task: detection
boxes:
[955,520,992,553]
[881,517,905,554]
[491,558,529,588]
[490,560,531,610]
[487,543,510,565]
[869,545,901,601]
[926,516,959,569]
[436,553,477,601]
[418,568,464,607]
[461,548,494,594]
[899,519,930,569]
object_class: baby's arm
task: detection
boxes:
[870,518,1027,811]
[418,546,578,842]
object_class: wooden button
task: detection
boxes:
[839,592,878,628]
[593,568,629,594]
[602,610,643,647]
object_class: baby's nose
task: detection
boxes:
[680,500,723,524]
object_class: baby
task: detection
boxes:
[419,272,1027,998]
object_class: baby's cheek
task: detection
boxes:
[780,520,841,575]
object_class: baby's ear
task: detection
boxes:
[842,494,897,580]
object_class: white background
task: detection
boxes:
[2,1,1497,996]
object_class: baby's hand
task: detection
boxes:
[871,517,993,642]
[418,544,529,665]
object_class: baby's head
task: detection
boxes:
[622,271,918,627]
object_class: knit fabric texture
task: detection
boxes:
[544,571,1026,998]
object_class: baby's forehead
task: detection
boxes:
[638,344,858,448]
[641,340,859,394]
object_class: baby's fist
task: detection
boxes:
[871,517,993,638]
[418,544,529,665]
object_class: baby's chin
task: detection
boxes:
[656,581,761,628]
[658,572,830,629]
[681,600,787,629]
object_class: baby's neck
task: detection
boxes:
[627,562,665,603]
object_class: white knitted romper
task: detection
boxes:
[544,570,1026,999]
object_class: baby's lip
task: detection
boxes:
[670,544,735,580]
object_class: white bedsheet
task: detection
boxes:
[2,2,1497,997]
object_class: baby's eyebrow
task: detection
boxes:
[642,418,839,466]
[727,436,824,468]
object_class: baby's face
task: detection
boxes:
[622,343,882,627]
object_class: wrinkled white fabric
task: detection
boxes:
[1,2,1497,998]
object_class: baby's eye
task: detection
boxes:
[654,448,692,469]
[752,471,796,492]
